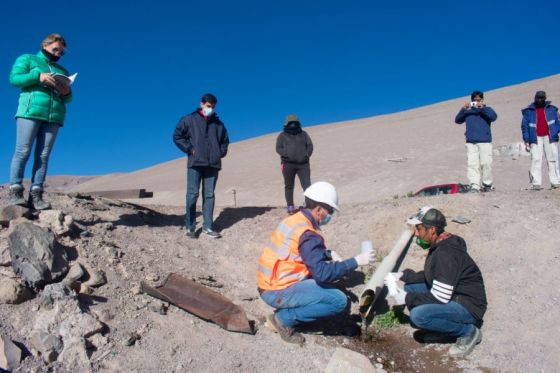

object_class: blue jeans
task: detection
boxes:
[186,166,219,230]
[10,118,60,189]
[405,283,476,337]
[260,279,348,327]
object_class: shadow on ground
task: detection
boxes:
[214,206,275,231]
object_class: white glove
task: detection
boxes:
[354,250,375,266]
[388,287,407,306]
[329,250,343,262]
[384,273,399,296]
[385,271,403,283]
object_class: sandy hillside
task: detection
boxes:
[65,74,560,207]
[1,75,559,373]
[1,187,558,372]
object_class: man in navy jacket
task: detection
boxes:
[521,91,560,190]
[455,91,498,192]
[173,93,229,238]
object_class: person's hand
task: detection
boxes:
[330,250,343,262]
[463,102,471,110]
[387,271,403,281]
[39,73,56,87]
[354,250,375,266]
[388,287,407,305]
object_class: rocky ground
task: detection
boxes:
[0,185,559,372]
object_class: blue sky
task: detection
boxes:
[1,0,559,182]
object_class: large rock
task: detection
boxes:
[38,210,74,236]
[0,334,22,371]
[0,205,32,227]
[325,347,379,373]
[0,277,33,304]
[8,222,68,289]
[29,330,63,363]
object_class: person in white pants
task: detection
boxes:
[521,91,560,190]
[455,90,498,192]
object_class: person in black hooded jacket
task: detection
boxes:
[385,206,487,358]
[275,114,314,214]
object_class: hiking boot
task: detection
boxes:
[413,330,457,344]
[202,228,221,239]
[531,185,542,191]
[482,184,495,192]
[448,327,482,357]
[28,188,51,210]
[287,205,297,215]
[185,228,197,239]
[8,184,26,206]
[265,314,305,345]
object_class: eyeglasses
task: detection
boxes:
[324,205,334,215]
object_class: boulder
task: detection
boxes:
[325,347,378,373]
[0,277,33,304]
[38,210,74,236]
[0,205,32,227]
[8,222,68,289]
[0,334,22,371]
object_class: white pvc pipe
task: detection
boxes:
[359,227,414,319]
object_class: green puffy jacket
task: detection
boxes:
[9,51,73,125]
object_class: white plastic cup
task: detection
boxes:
[361,240,373,254]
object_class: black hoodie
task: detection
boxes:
[402,234,488,323]
[275,123,314,164]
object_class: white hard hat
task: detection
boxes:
[304,181,339,211]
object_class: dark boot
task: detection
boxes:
[28,188,51,210]
[8,184,27,206]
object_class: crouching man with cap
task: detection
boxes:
[384,206,487,357]
[257,181,375,344]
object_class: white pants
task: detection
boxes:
[529,136,560,187]
[466,143,493,190]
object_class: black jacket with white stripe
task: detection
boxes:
[402,234,487,323]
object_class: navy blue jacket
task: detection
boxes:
[521,102,560,144]
[455,106,498,143]
[173,110,229,169]
[298,209,358,284]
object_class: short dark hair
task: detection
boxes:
[471,90,484,100]
[304,197,334,215]
[201,93,218,105]
[423,224,445,235]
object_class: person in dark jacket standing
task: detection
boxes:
[173,93,229,239]
[276,114,313,214]
[384,206,487,358]
[8,33,73,210]
[455,91,498,192]
[521,91,560,190]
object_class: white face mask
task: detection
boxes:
[202,107,213,116]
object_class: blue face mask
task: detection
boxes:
[202,107,213,116]
[319,214,332,226]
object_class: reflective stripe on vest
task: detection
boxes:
[257,211,322,291]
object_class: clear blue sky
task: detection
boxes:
[1,0,558,182]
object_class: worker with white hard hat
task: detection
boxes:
[257,181,375,344]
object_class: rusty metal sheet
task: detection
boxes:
[141,273,255,334]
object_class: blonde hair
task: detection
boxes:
[41,33,66,47]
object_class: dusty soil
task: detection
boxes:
[1,184,558,372]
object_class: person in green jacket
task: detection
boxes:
[8,33,73,210]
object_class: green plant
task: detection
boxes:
[406,191,414,198]
[372,308,408,330]
[392,194,399,200]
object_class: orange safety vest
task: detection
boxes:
[257,211,322,291]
